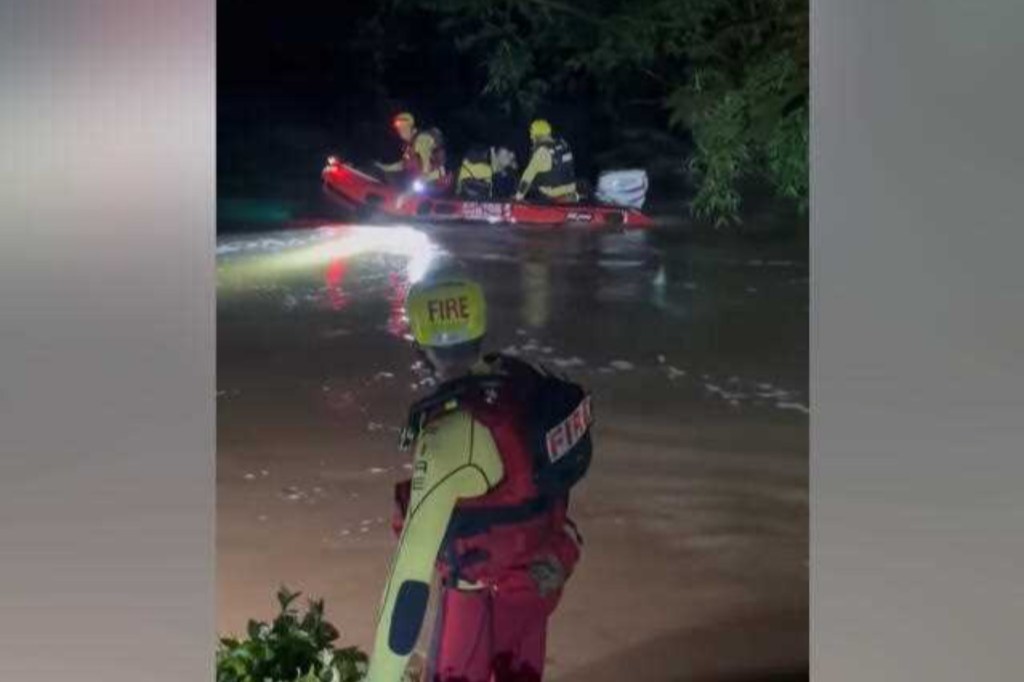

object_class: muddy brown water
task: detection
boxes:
[217,222,808,680]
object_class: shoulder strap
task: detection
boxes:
[399,370,507,450]
[399,380,462,450]
[490,352,568,384]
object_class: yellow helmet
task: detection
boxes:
[406,276,487,348]
[529,118,553,140]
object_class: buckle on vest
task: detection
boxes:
[398,426,416,451]
[455,579,488,592]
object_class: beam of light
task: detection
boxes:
[227,224,441,274]
[312,224,443,285]
[217,224,446,297]
[405,248,435,284]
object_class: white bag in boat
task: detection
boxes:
[595,169,649,208]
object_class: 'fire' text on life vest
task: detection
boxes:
[545,395,593,463]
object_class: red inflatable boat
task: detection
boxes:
[321,157,655,228]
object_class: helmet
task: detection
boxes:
[393,112,416,129]
[494,147,518,172]
[406,272,487,348]
[529,119,552,140]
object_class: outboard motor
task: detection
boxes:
[595,169,649,209]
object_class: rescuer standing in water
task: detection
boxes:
[364,263,593,682]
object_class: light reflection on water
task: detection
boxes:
[217,223,672,340]
[217,223,444,295]
[217,222,805,372]
[217,221,807,406]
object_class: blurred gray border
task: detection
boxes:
[0,1,214,679]
[1,0,1022,679]
[812,0,1024,679]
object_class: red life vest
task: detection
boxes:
[401,128,447,181]
[401,355,589,584]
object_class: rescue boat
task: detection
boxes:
[321,157,655,228]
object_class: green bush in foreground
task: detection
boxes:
[217,586,368,682]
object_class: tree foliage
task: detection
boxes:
[393,0,808,224]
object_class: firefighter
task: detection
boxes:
[456,146,518,200]
[366,265,588,682]
[514,119,579,203]
[375,111,451,194]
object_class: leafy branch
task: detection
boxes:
[216,586,369,682]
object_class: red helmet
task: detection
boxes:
[393,112,415,129]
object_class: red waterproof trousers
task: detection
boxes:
[425,580,561,682]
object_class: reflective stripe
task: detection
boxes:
[539,182,578,199]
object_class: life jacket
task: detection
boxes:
[400,353,593,583]
[456,147,494,199]
[401,127,448,182]
[532,137,576,191]
[461,146,491,170]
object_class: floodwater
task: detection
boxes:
[216,222,808,681]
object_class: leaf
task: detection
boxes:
[247,619,266,641]
[292,666,320,682]
[219,637,241,650]
[665,87,690,130]
[277,586,302,612]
